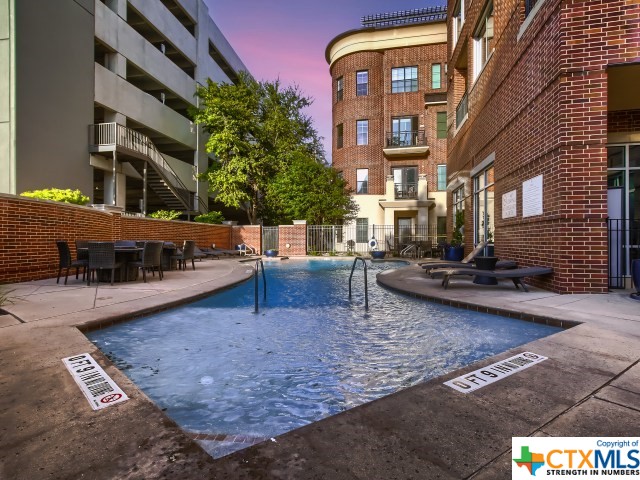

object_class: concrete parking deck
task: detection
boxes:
[1,260,639,479]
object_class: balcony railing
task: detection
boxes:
[385,130,426,148]
[456,92,468,127]
[394,182,418,200]
[89,122,207,212]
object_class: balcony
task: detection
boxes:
[394,182,418,200]
[383,130,429,156]
[456,92,468,128]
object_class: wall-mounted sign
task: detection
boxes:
[502,190,517,219]
[522,175,543,217]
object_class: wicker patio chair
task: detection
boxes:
[75,240,89,262]
[171,240,196,271]
[129,241,163,282]
[87,242,123,286]
[56,240,88,285]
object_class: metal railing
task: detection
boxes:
[348,257,369,310]
[262,226,279,253]
[89,122,207,213]
[307,224,441,255]
[253,258,266,313]
[608,218,640,289]
[394,182,418,199]
[456,92,468,127]
[385,130,426,148]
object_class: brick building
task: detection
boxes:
[326,7,449,252]
[446,0,640,293]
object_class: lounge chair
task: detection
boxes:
[193,245,210,261]
[434,266,553,292]
[420,241,489,272]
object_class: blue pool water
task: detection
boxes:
[87,259,561,457]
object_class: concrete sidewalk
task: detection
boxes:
[0,260,639,479]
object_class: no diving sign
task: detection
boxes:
[444,352,547,393]
[62,353,129,410]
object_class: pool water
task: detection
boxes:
[87,259,561,458]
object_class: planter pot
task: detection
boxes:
[444,246,464,261]
[632,259,640,293]
[371,251,386,259]
[264,249,279,258]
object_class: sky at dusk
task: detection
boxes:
[205,0,446,162]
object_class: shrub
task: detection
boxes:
[0,286,14,309]
[194,211,225,224]
[20,188,90,205]
[148,209,182,220]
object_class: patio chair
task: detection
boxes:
[115,240,136,248]
[56,240,88,285]
[172,240,196,270]
[193,245,209,261]
[196,245,221,259]
[420,241,489,273]
[129,241,163,282]
[87,242,123,286]
[435,266,553,292]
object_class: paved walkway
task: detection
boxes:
[0,259,639,479]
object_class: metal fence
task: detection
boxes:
[608,218,640,289]
[307,224,443,256]
[262,226,279,253]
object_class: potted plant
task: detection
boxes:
[444,210,465,261]
[264,249,278,257]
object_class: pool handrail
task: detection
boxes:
[348,257,369,310]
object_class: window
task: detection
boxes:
[391,66,418,93]
[356,218,369,243]
[392,166,418,199]
[431,64,442,89]
[437,165,447,191]
[390,116,419,146]
[452,0,465,45]
[336,124,343,149]
[336,76,343,101]
[356,70,368,96]
[356,168,368,194]
[473,166,495,244]
[473,1,494,80]
[356,120,368,145]
[436,112,447,139]
[525,0,540,16]
[452,185,465,237]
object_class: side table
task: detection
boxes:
[473,256,498,285]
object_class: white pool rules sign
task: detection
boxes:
[62,353,129,410]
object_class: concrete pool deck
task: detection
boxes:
[0,258,639,479]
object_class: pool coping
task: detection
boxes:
[1,259,639,479]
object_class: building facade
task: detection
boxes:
[326,8,449,253]
[446,0,640,293]
[0,0,246,215]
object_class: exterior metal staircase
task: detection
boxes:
[89,123,206,213]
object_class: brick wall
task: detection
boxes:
[0,194,231,283]
[445,0,639,293]
[278,224,307,256]
[609,109,640,133]
[231,225,262,254]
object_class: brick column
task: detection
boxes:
[278,221,307,256]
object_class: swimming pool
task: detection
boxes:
[87,259,562,458]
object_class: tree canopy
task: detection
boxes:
[192,72,357,225]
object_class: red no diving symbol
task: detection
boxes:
[100,393,122,403]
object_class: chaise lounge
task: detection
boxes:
[433,266,553,292]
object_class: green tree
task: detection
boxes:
[264,152,358,225]
[191,72,329,225]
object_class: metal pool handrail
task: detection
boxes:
[254,258,266,313]
[349,257,369,310]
